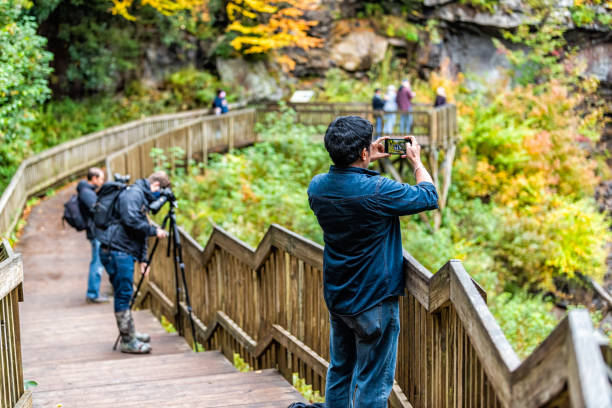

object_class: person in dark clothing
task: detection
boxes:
[96,171,170,354]
[213,89,229,115]
[307,116,438,407]
[434,86,447,107]
[77,168,108,304]
[371,88,385,139]
[396,79,415,134]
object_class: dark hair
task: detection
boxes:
[216,89,222,96]
[87,167,103,181]
[324,116,373,167]
[374,88,381,93]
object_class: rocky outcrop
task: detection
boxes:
[330,29,389,71]
[576,42,612,84]
[216,58,284,102]
[434,1,532,29]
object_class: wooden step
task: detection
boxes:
[32,362,305,407]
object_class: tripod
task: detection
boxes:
[112,201,198,352]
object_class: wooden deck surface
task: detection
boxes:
[16,184,305,407]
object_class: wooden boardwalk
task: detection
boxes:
[16,184,305,407]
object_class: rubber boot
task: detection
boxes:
[114,310,151,354]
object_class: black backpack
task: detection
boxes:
[62,195,87,231]
[93,182,127,230]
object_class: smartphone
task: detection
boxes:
[384,138,411,155]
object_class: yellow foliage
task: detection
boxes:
[110,0,205,21]
[226,0,323,61]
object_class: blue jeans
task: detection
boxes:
[383,113,396,135]
[325,297,400,408]
[87,239,104,299]
[99,249,135,312]
[374,116,383,139]
[399,111,413,134]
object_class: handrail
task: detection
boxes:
[126,219,611,407]
[0,102,248,238]
[258,102,457,148]
[0,240,31,408]
[0,109,213,237]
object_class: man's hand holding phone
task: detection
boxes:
[401,136,421,166]
[370,137,390,162]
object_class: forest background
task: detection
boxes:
[1,0,612,357]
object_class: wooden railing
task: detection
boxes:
[259,102,458,148]
[0,107,243,238]
[0,240,30,408]
[105,111,611,407]
[106,109,257,177]
[1,102,609,407]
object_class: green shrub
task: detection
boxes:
[489,292,558,359]
[0,0,52,191]
[165,108,329,247]
[166,67,241,110]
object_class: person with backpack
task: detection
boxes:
[95,171,170,354]
[76,168,108,304]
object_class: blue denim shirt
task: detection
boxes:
[308,166,439,315]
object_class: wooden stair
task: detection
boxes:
[17,185,305,407]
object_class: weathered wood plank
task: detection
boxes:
[449,260,519,405]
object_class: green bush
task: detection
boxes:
[0,0,52,191]
[166,67,241,110]
[489,292,558,359]
[166,108,328,247]
[0,67,236,194]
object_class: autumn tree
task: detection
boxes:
[110,0,206,21]
[226,0,323,69]
[111,0,323,70]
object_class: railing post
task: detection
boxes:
[0,240,31,408]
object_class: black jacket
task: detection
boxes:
[372,94,385,110]
[77,180,98,240]
[96,179,157,262]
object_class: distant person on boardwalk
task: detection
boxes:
[308,116,439,407]
[77,167,108,304]
[396,79,415,134]
[213,89,229,115]
[383,85,397,135]
[96,171,170,354]
[371,88,385,139]
[434,86,447,107]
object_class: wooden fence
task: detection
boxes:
[106,109,257,178]
[0,107,243,238]
[259,102,457,149]
[0,240,30,408]
[105,112,611,408]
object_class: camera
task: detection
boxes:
[149,187,177,214]
[114,173,131,184]
[384,138,412,155]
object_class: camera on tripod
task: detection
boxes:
[149,187,177,214]
[114,173,131,184]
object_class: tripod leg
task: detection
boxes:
[170,221,183,336]
[171,217,198,351]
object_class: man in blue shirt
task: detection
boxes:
[308,116,438,407]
